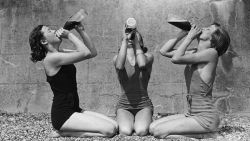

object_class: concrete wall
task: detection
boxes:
[0,0,249,116]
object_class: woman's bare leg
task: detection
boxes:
[149,114,185,134]
[166,132,219,139]
[58,112,117,137]
[150,117,209,138]
[116,109,134,136]
[57,131,105,137]
[84,111,118,129]
[134,107,153,136]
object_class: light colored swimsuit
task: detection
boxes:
[184,64,220,131]
[116,59,153,111]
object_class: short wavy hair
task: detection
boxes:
[29,25,47,62]
[211,23,230,56]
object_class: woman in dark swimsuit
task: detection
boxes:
[113,21,154,136]
[29,21,117,137]
[150,23,230,138]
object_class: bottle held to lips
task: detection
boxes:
[125,18,137,40]
[63,9,87,30]
[167,17,191,31]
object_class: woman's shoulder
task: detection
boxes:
[145,52,153,57]
[192,48,218,62]
[144,52,154,60]
[112,55,118,64]
[145,52,154,65]
[43,52,66,66]
[43,53,62,76]
[203,48,219,61]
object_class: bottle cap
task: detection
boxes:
[126,18,137,29]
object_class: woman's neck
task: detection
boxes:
[47,44,60,53]
[197,40,211,51]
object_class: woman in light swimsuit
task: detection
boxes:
[113,22,154,136]
[150,23,230,138]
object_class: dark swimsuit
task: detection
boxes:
[116,58,153,114]
[184,64,220,131]
[46,64,82,130]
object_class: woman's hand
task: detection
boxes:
[75,22,85,31]
[123,24,135,45]
[122,25,129,41]
[55,28,71,39]
[186,24,202,40]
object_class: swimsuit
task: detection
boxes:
[46,64,82,130]
[116,59,153,112]
[184,64,220,131]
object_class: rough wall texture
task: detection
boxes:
[0,0,249,116]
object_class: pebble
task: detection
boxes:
[0,113,249,141]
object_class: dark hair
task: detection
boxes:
[210,23,230,56]
[29,25,47,62]
[136,31,148,53]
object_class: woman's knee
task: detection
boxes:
[149,122,156,134]
[119,126,133,136]
[149,125,169,138]
[102,124,118,137]
[134,126,149,136]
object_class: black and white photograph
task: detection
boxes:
[0,0,249,140]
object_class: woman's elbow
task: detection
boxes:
[171,57,181,64]
[138,63,146,70]
[90,51,97,58]
[115,61,124,70]
[115,64,124,70]
[83,50,92,59]
[159,50,172,58]
[159,49,165,56]
[85,50,97,59]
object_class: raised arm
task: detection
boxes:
[134,35,153,70]
[46,28,92,66]
[171,25,217,64]
[113,37,128,70]
[159,30,188,58]
[75,23,97,58]
[113,26,130,70]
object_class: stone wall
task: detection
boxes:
[0,0,249,116]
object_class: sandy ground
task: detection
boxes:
[0,111,250,141]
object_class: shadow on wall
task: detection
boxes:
[210,0,250,98]
[210,0,250,76]
[209,0,239,74]
[220,45,238,74]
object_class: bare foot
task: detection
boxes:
[49,130,60,138]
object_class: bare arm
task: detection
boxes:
[159,30,188,58]
[114,25,131,70]
[75,24,97,58]
[60,48,77,52]
[114,38,128,70]
[47,28,92,66]
[172,25,217,64]
[134,35,153,69]
[134,35,146,69]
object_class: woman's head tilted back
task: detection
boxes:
[29,25,47,62]
[210,23,230,56]
[29,25,62,62]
